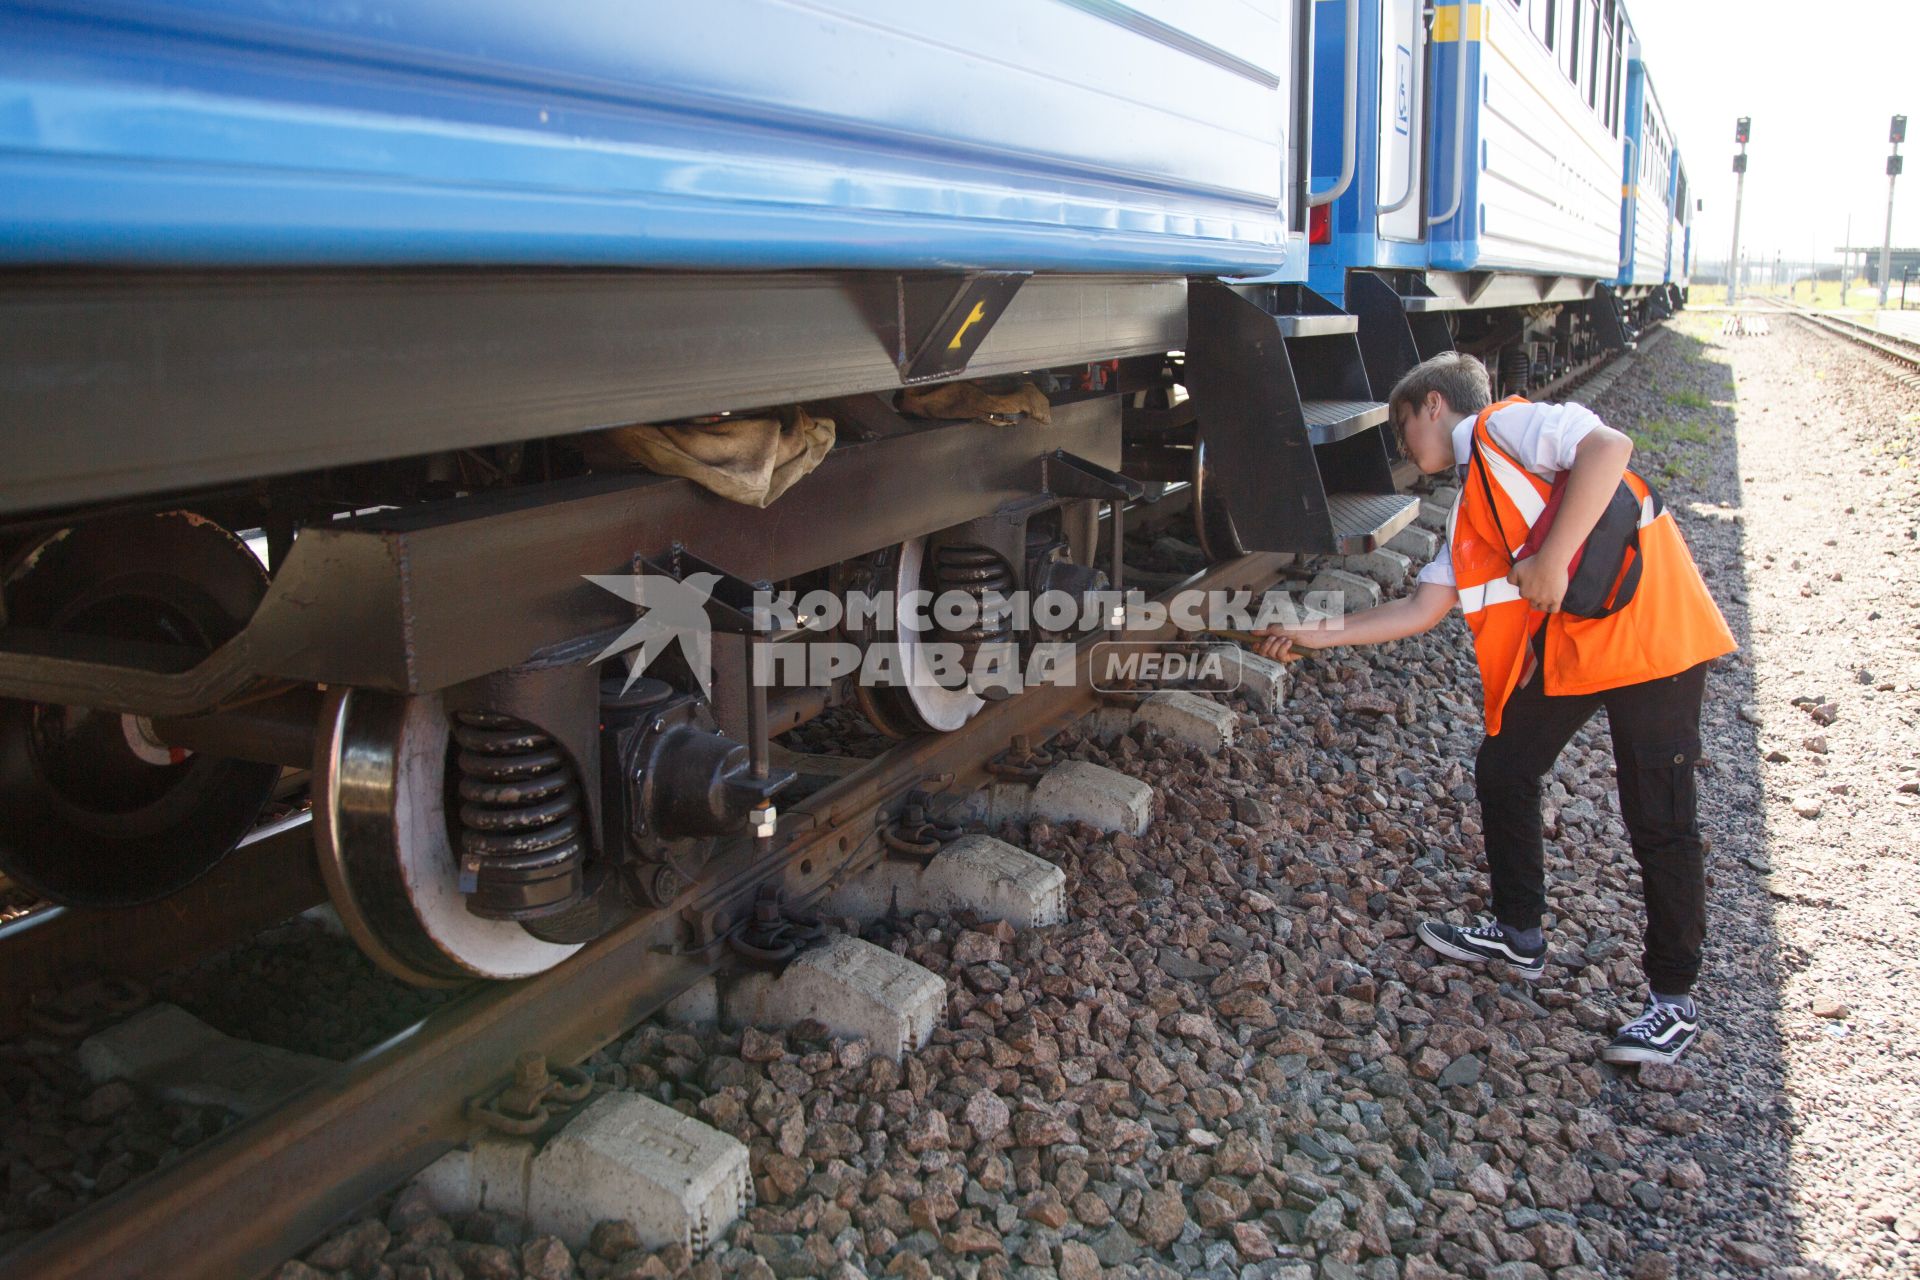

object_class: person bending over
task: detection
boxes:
[1257,351,1735,1066]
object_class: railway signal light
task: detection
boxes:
[1729,117,1750,304]
[1882,116,1905,304]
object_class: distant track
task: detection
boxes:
[1757,298,1920,379]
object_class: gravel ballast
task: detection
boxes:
[11,312,1916,1280]
[275,315,1918,1279]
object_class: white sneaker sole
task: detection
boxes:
[1418,923,1547,982]
[1600,1035,1696,1066]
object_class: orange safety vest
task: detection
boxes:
[1452,397,1736,736]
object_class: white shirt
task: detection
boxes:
[1416,400,1602,590]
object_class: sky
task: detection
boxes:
[1627,0,1920,276]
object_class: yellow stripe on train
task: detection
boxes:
[1432,4,1487,42]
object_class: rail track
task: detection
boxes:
[1757,297,1920,381]
[0,549,1292,1280]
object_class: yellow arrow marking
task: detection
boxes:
[948,300,987,350]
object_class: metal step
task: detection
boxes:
[1326,492,1420,555]
[1273,313,1360,338]
[1300,398,1389,446]
[1401,294,1469,313]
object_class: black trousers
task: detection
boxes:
[1475,659,1709,995]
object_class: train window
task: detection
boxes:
[1613,43,1625,132]
[1600,16,1614,128]
[1564,1,1582,86]
[1607,11,1624,134]
[1530,0,1555,48]
[1586,0,1602,110]
[1602,60,1612,129]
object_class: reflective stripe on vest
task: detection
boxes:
[1475,440,1547,546]
[1458,577,1524,614]
[1453,395,1543,617]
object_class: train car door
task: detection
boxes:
[1376,0,1425,242]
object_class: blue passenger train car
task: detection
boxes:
[1306,0,1680,402]
[0,0,1306,275]
[1617,39,1691,316]
[1431,0,1621,283]
[0,0,1693,992]
[0,0,1439,984]
[1670,153,1694,297]
[1620,48,1675,293]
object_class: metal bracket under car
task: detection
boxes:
[0,398,1124,716]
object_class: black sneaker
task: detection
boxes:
[1600,1000,1700,1066]
[1417,919,1548,981]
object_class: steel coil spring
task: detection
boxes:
[451,710,586,921]
[1499,345,1532,396]
[930,545,1014,660]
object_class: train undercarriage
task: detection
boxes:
[0,264,1659,986]
[0,380,1145,984]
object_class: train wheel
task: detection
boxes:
[0,513,281,906]
[314,688,583,986]
[1189,429,1245,563]
[850,538,985,737]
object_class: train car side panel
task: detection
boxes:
[1620,54,1673,287]
[1430,0,1618,279]
[1668,152,1691,286]
[1304,0,1433,302]
[0,0,1299,272]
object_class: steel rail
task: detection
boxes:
[1769,301,1920,371]
[0,550,1292,1280]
